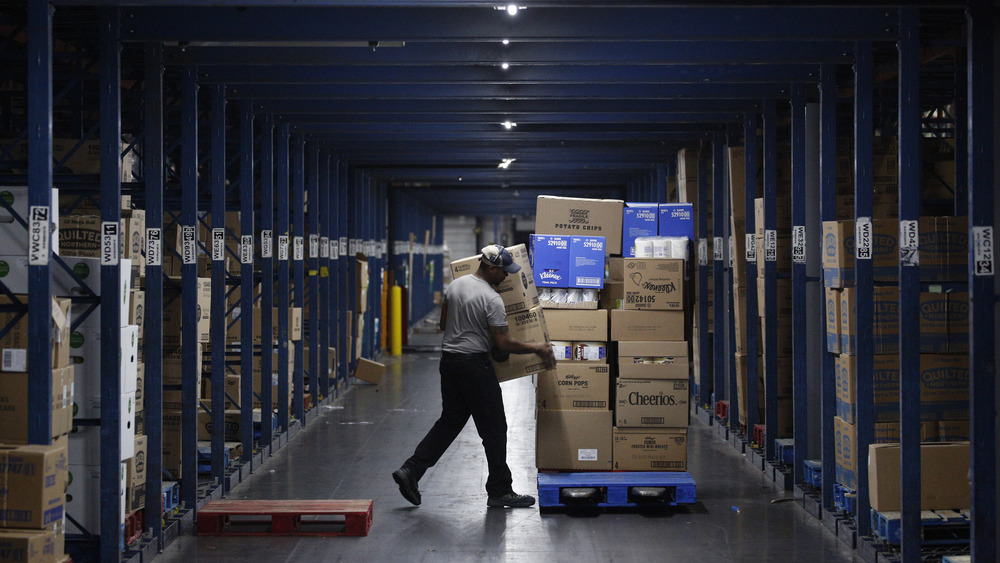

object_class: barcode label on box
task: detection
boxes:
[278,235,289,261]
[28,206,50,265]
[651,461,685,469]
[212,228,225,261]
[2,348,26,372]
[146,228,161,266]
[241,235,253,264]
[641,417,665,425]
[572,400,607,409]
[261,230,273,259]
[576,277,601,286]
[577,448,598,462]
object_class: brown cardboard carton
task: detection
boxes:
[0,528,61,563]
[622,258,685,310]
[544,309,608,342]
[616,341,688,380]
[534,196,624,256]
[598,280,624,310]
[0,443,67,529]
[834,415,856,489]
[610,309,685,341]
[126,435,147,512]
[196,410,243,441]
[0,296,71,371]
[615,378,689,428]
[612,427,687,471]
[825,288,841,354]
[535,409,613,471]
[163,278,211,346]
[536,364,610,410]
[449,244,538,314]
[0,366,73,444]
[354,358,385,384]
[868,442,970,512]
[162,344,202,387]
[162,410,183,479]
[202,374,242,409]
[491,307,556,382]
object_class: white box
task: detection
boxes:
[69,400,136,463]
[0,186,59,255]
[69,323,139,398]
[65,461,127,535]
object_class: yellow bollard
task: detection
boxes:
[390,285,403,356]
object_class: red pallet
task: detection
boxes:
[753,424,766,445]
[715,400,729,420]
[197,500,373,537]
[124,509,144,546]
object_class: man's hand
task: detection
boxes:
[534,341,555,366]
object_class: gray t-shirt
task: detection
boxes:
[441,274,507,354]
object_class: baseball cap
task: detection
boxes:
[481,244,521,274]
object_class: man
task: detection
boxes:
[393,244,554,508]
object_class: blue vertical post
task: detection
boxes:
[142,41,164,541]
[307,146,320,406]
[762,98,778,461]
[818,63,838,512]
[98,10,123,561]
[259,114,274,444]
[897,9,923,561]
[339,164,350,383]
[712,137,727,424]
[292,137,306,422]
[696,148,712,416]
[744,113,761,438]
[275,124,290,430]
[790,84,808,484]
[239,103,255,461]
[967,2,997,561]
[26,0,53,446]
[209,84,227,481]
[318,150,331,400]
[853,40,875,537]
[656,164,667,203]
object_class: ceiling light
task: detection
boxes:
[507,4,519,16]
[501,62,510,70]
[502,39,510,45]
[502,121,517,129]
[498,158,516,169]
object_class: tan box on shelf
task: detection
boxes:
[868,442,970,512]
[610,309,685,341]
[616,341,689,380]
[612,427,687,471]
[534,196,624,256]
[0,442,67,529]
[544,309,608,342]
[0,366,73,444]
[615,377,689,428]
[535,409,613,471]
[622,258,685,310]
[126,435,147,513]
[0,295,72,371]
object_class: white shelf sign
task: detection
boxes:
[309,234,319,258]
[792,225,806,264]
[146,228,161,267]
[974,226,994,276]
[261,230,273,259]
[713,236,723,262]
[320,236,329,258]
[698,238,708,266]
[764,229,777,262]
[293,236,304,261]
[28,206,50,266]
[856,217,872,260]
[899,220,919,267]
[240,235,253,265]
[746,233,757,263]
[278,235,289,261]
[181,225,197,265]
[102,221,120,266]
[212,228,225,262]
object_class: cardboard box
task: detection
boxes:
[757,278,792,318]
[491,307,556,382]
[354,358,385,384]
[544,309,607,342]
[535,409,613,471]
[834,415,856,489]
[657,203,694,239]
[616,341,689,380]
[0,366,73,444]
[615,378,689,428]
[839,288,856,354]
[936,420,970,442]
[67,324,139,402]
[536,364,610,410]
[162,410,183,479]
[0,528,62,563]
[530,234,570,289]
[868,442,970,512]
[126,435,147,513]
[129,289,145,340]
[822,220,899,287]
[535,196,624,256]
[0,295,71,371]
[450,244,539,314]
[825,288,841,354]
[612,427,687,471]
[65,461,127,535]
[197,410,243,441]
[946,292,969,353]
[162,344,202,387]
[835,354,855,423]
[0,443,67,529]
[610,309,685,341]
[598,280,624,310]
[622,258,684,310]
[568,236,605,289]
[202,374,241,409]
[622,203,659,257]
[0,186,59,256]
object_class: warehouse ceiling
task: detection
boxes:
[8,2,969,215]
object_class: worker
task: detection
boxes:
[393,244,555,508]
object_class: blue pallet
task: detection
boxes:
[537,472,696,509]
[162,481,180,515]
[871,509,970,546]
[774,438,794,465]
[803,459,822,488]
[833,483,856,514]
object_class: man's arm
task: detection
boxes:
[439,298,448,331]
[490,325,554,362]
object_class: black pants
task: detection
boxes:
[404,352,514,497]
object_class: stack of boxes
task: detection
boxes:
[676,149,711,391]
[532,195,693,474]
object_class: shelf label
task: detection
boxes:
[339,237,347,257]
[899,220,919,267]
[181,225,196,265]
[102,221,120,266]
[278,235,289,261]
[320,236,329,258]
[146,228,161,267]
[309,234,319,259]
[212,228,225,262]
[855,217,872,260]
[240,235,253,265]
[698,238,708,266]
[27,206,50,266]
[261,230,273,259]
[973,226,994,276]
[293,236,304,261]
[764,229,777,262]
[746,233,757,263]
[329,239,339,261]
[792,225,806,264]
[713,236,723,262]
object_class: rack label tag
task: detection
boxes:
[181,225,196,265]
[713,236,723,262]
[241,235,253,265]
[28,206,49,266]
[309,234,319,259]
[899,220,919,267]
[855,217,872,260]
[746,234,757,263]
[212,228,225,262]
[146,228,161,267]
[698,238,708,266]
[973,226,994,276]
[339,237,347,257]
[261,230,273,259]
[764,229,777,262]
[320,236,329,258]
[330,239,338,261]
[293,236,304,261]
[102,222,120,266]
[278,235,289,261]
[792,225,806,264]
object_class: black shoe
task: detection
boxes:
[392,467,421,506]
[487,492,536,508]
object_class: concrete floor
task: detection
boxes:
[153,325,856,563]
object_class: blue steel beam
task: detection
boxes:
[258,99,762,114]
[239,102,255,462]
[99,10,123,563]
[142,41,165,542]
[318,150,331,400]
[120,7,898,42]
[259,114,275,444]
[761,98,778,462]
[292,123,731,134]
[712,137,726,426]
[26,0,53,446]
[790,84,807,485]
[818,63,837,512]
[338,163,349,388]
[292,137,306,423]
[966,2,997,561]
[276,124,291,430]
[273,113,746,125]
[696,147,712,415]
[743,112,760,437]
[209,83,227,482]
[307,145,320,406]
